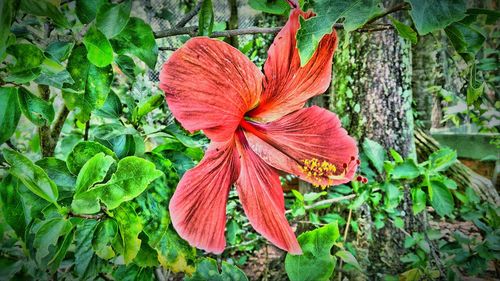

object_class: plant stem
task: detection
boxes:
[175,0,203,28]
[338,208,353,281]
[84,119,90,141]
[38,85,53,157]
[50,105,69,146]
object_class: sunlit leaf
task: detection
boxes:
[66,141,117,175]
[92,219,118,260]
[83,25,114,67]
[113,203,143,264]
[36,157,76,192]
[74,152,115,195]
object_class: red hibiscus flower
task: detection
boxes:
[159,8,359,255]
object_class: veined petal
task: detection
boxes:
[235,130,302,254]
[243,106,358,187]
[248,9,338,122]
[169,137,240,254]
[160,37,263,142]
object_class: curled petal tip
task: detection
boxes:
[287,0,298,8]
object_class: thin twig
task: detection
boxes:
[175,0,203,28]
[5,140,19,152]
[285,194,356,215]
[159,46,178,51]
[366,2,411,25]
[50,105,69,148]
[68,212,106,220]
[84,120,90,141]
[338,208,353,281]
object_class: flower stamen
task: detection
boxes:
[298,156,358,189]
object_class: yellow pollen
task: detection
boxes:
[298,158,347,189]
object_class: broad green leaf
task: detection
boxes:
[35,69,75,89]
[71,156,162,214]
[445,21,486,62]
[83,25,114,67]
[113,264,154,281]
[63,44,113,123]
[198,0,214,36]
[111,17,158,69]
[0,175,26,239]
[132,94,164,123]
[285,223,340,281]
[428,181,454,217]
[113,203,143,264]
[407,0,466,35]
[389,148,403,163]
[47,229,74,272]
[114,55,137,81]
[45,41,74,62]
[74,153,115,195]
[186,258,248,281]
[0,0,14,60]
[296,0,382,65]
[66,141,116,174]
[19,0,69,28]
[96,0,132,38]
[93,123,145,158]
[0,258,23,280]
[5,43,45,83]
[75,219,98,278]
[303,191,327,202]
[428,147,457,172]
[411,188,426,214]
[133,240,159,268]
[335,250,361,270]
[96,90,123,119]
[383,182,401,210]
[249,0,290,15]
[92,219,118,260]
[36,157,76,192]
[76,0,106,24]
[3,148,59,204]
[391,158,420,179]
[33,218,72,265]
[0,87,21,144]
[17,87,55,126]
[466,8,500,25]
[362,138,386,174]
[389,16,417,44]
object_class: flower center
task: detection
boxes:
[298,156,357,189]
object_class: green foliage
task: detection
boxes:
[198,0,214,36]
[0,175,26,239]
[95,0,132,38]
[362,138,386,174]
[17,87,55,126]
[389,16,418,44]
[75,0,107,24]
[407,0,466,35]
[0,87,21,144]
[0,0,14,60]
[285,223,340,281]
[66,141,116,174]
[249,0,290,15]
[19,0,69,28]
[5,43,45,83]
[186,258,248,281]
[83,25,114,67]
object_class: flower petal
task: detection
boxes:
[235,131,302,254]
[160,37,263,142]
[247,10,338,121]
[243,106,358,187]
[169,137,240,254]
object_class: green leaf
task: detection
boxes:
[19,0,69,28]
[198,0,214,36]
[33,218,72,265]
[335,250,361,270]
[92,219,118,260]
[5,43,45,83]
[249,0,290,15]
[63,44,113,123]
[93,123,145,158]
[0,175,26,239]
[389,16,418,44]
[113,203,143,264]
[296,0,382,65]
[362,138,386,174]
[132,94,164,123]
[83,25,114,67]
[17,87,55,126]
[3,148,59,204]
[66,141,116,174]
[392,158,420,179]
[445,21,486,62]
[0,0,14,60]
[74,153,115,195]
[411,188,426,214]
[114,55,137,81]
[35,69,75,89]
[35,157,76,192]
[96,0,132,38]
[48,228,74,272]
[74,219,98,278]
[96,90,123,119]
[407,0,467,35]
[428,181,454,217]
[0,87,21,144]
[428,147,457,172]
[75,0,106,24]
[113,264,154,281]
[303,191,327,202]
[111,17,158,69]
[186,258,248,281]
[71,156,162,214]
[45,41,74,62]
[285,223,340,281]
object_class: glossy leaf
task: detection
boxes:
[92,219,118,260]
[19,0,69,28]
[93,123,145,158]
[392,159,420,179]
[296,0,381,65]
[390,16,418,44]
[111,17,158,69]
[0,87,21,144]
[0,175,26,239]
[428,181,454,217]
[362,138,386,174]
[132,94,164,123]
[115,55,137,81]
[45,41,74,62]
[3,148,59,204]
[35,69,75,89]
[249,0,290,15]
[428,147,457,172]
[186,258,248,281]
[17,87,55,126]
[96,0,132,38]
[407,0,467,35]
[83,25,114,67]
[113,203,143,264]
[74,153,115,195]
[198,0,214,36]
[71,156,162,214]
[35,157,76,192]
[66,141,116,174]
[285,223,340,281]
[5,44,45,83]
[95,90,123,119]
[0,0,14,60]
[75,0,106,24]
